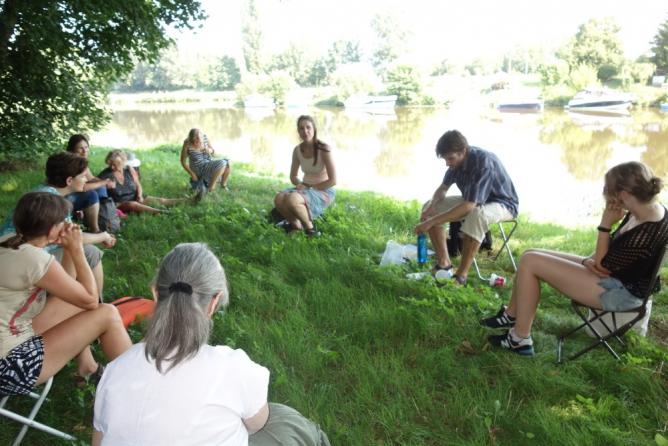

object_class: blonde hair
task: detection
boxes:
[105,149,128,165]
[605,162,663,203]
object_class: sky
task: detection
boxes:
[175,0,668,66]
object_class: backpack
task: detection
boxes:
[111,296,156,328]
[447,221,493,257]
[98,197,121,233]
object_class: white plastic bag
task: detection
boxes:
[585,299,652,337]
[380,240,406,266]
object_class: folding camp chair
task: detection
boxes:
[472,219,518,280]
[556,245,666,363]
[0,377,75,445]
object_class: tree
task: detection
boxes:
[558,18,624,80]
[242,0,263,75]
[212,56,241,91]
[651,16,668,74]
[370,13,409,76]
[386,64,422,105]
[0,0,205,165]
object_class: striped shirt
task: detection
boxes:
[442,146,519,217]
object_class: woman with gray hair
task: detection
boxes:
[92,243,330,446]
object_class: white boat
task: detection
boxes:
[566,88,633,112]
[343,94,397,109]
[243,94,275,109]
[660,103,668,112]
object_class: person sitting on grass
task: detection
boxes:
[480,161,668,356]
[64,134,117,233]
[0,152,116,300]
[414,130,518,285]
[272,115,337,237]
[0,192,132,394]
[180,128,231,194]
[92,242,330,446]
[98,150,197,214]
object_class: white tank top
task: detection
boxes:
[295,145,328,185]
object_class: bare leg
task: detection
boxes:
[145,196,187,206]
[35,303,131,384]
[524,248,585,264]
[33,298,102,377]
[60,251,103,300]
[456,234,480,278]
[220,164,231,188]
[507,251,605,338]
[208,166,225,192]
[285,192,313,230]
[83,202,101,233]
[275,193,303,230]
[428,224,451,268]
[93,261,104,301]
[118,201,164,214]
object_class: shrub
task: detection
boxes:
[329,63,381,102]
[386,64,423,105]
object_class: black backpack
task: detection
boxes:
[447,221,493,257]
[98,197,121,233]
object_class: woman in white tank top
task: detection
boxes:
[273,115,337,237]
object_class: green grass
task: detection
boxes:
[1,146,667,446]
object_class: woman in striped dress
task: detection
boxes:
[180,129,231,193]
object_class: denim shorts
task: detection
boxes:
[598,277,644,312]
[0,336,44,396]
[66,188,108,212]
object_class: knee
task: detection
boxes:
[286,193,303,206]
[519,250,540,267]
[274,193,285,207]
[97,303,124,326]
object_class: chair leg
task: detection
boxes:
[0,377,75,445]
[473,220,518,281]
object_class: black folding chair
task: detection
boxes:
[557,245,667,363]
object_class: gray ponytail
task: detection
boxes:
[144,243,229,373]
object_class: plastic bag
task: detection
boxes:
[380,240,405,266]
[585,299,652,337]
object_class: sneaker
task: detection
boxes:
[304,226,321,237]
[452,274,467,286]
[488,330,534,356]
[480,305,516,329]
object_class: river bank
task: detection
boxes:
[1,145,666,445]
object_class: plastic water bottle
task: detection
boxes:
[417,234,427,264]
[489,273,506,287]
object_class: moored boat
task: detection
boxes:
[343,94,397,109]
[566,87,633,112]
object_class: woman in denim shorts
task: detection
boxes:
[480,162,668,356]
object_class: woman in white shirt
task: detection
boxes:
[93,243,331,446]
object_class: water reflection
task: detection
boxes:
[92,105,668,226]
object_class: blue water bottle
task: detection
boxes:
[417,234,427,264]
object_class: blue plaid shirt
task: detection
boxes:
[442,146,519,217]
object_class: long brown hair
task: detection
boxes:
[0,192,71,249]
[297,115,329,166]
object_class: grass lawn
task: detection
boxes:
[1,146,667,446]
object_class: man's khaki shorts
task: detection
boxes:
[422,196,513,243]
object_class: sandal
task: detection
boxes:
[74,363,105,388]
[304,227,321,238]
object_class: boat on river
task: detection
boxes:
[660,103,668,112]
[496,99,544,112]
[565,88,633,112]
[343,94,397,109]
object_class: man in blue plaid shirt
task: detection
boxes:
[415,130,518,285]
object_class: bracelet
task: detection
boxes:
[597,225,611,233]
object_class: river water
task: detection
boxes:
[91,105,668,227]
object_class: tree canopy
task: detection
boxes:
[0,0,205,165]
[651,16,668,74]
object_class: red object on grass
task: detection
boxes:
[111,296,155,328]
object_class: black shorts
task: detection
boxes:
[0,335,44,396]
